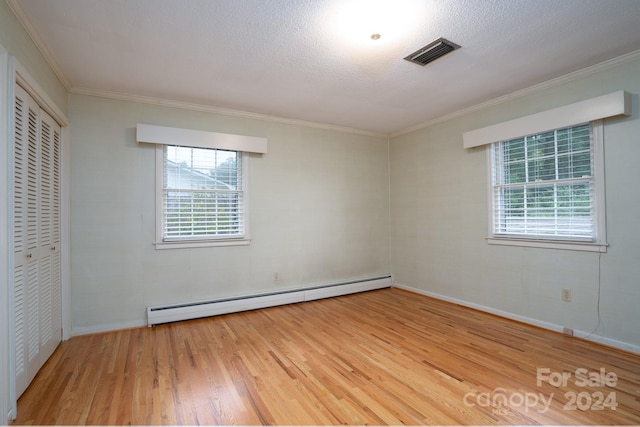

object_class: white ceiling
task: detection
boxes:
[11,0,640,135]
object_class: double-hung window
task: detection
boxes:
[162,145,245,243]
[463,91,631,252]
[490,122,599,243]
[136,123,267,249]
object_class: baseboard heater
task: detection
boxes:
[147,275,392,326]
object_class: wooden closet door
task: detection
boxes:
[13,85,62,398]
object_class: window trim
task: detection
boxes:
[486,120,607,252]
[154,145,251,249]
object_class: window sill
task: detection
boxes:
[487,237,608,252]
[155,238,251,250]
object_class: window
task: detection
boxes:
[489,121,606,251]
[137,123,267,249]
[156,145,249,248]
[463,92,630,252]
[163,145,244,238]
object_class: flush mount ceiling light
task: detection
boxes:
[404,38,461,66]
[332,0,424,47]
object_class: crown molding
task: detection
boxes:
[392,49,640,138]
[8,0,639,140]
[70,86,387,138]
[8,0,382,138]
[5,0,71,90]
[15,59,69,126]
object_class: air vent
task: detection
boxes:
[404,38,460,66]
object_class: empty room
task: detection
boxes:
[1,0,640,425]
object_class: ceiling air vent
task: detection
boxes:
[404,38,461,66]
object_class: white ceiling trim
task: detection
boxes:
[391,49,640,138]
[8,0,640,139]
[73,47,640,141]
[71,86,387,138]
[15,59,69,126]
[53,44,640,139]
[6,0,70,89]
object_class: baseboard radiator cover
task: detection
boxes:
[147,276,392,326]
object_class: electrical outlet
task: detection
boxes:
[563,327,574,336]
[273,272,279,281]
[561,288,571,302]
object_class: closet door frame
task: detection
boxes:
[6,57,70,421]
[1,43,11,425]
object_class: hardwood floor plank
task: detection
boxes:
[12,288,640,425]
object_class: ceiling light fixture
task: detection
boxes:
[332,0,424,46]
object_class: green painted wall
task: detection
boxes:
[0,0,67,115]
[390,56,640,350]
[69,94,391,332]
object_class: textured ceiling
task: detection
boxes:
[12,0,640,135]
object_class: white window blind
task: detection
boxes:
[491,123,596,241]
[162,145,244,241]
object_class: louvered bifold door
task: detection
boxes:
[13,85,39,396]
[38,109,62,365]
[50,110,62,354]
[13,85,63,398]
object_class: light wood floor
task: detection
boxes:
[13,288,640,425]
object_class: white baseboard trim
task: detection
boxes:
[72,276,392,335]
[147,276,392,326]
[393,283,640,355]
[71,319,147,337]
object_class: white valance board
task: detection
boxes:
[136,123,268,153]
[463,91,631,149]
